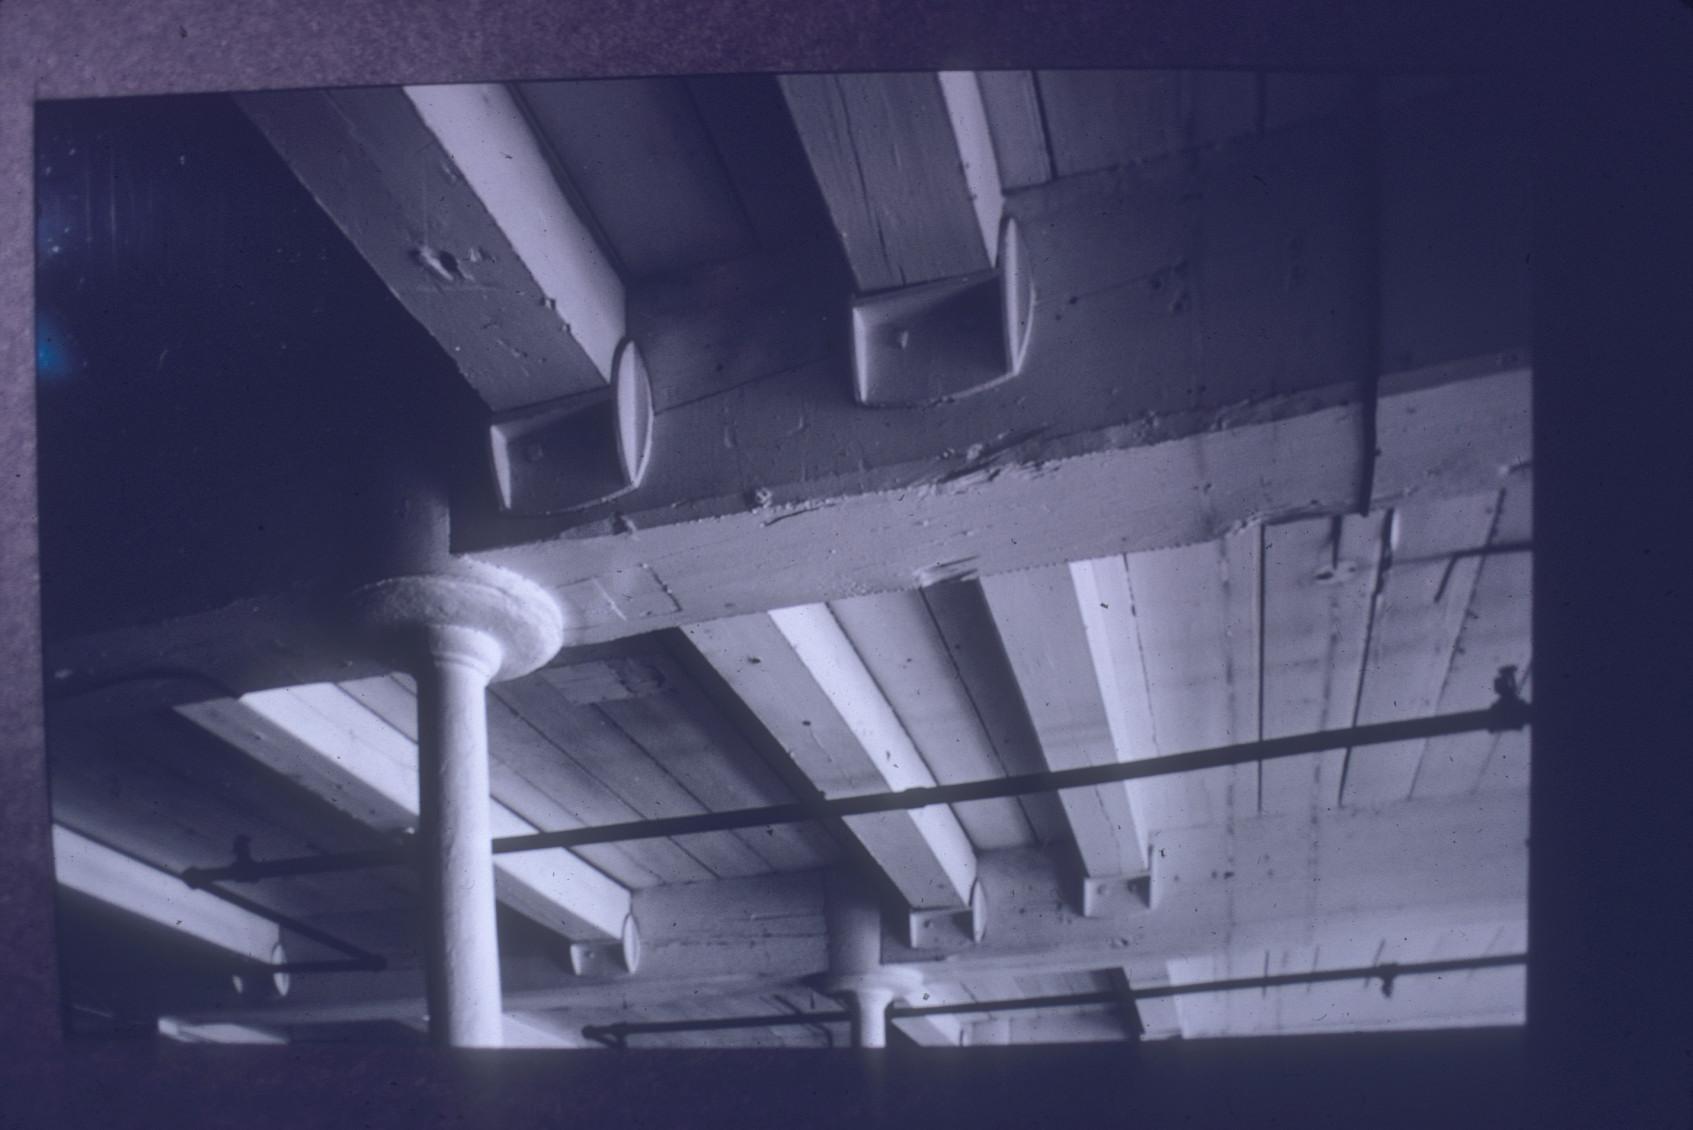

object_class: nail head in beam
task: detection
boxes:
[850,216,1034,407]
[1080,873,1152,919]
[569,913,642,977]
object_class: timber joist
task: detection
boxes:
[42,75,1532,1049]
[780,73,1035,405]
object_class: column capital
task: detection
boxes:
[347,560,566,683]
[818,964,926,1004]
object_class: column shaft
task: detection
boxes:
[851,986,895,1049]
[416,628,504,1048]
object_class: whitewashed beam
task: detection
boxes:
[176,683,630,942]
[989,1010,1128,1044]
[391,1011,601,1048]
[190,790,1525,1028]
[826,589,1039,852]
[978,566,1148,890]
[157,1019,287,1044]
[239,83,622,412]
[779,72,1002,291]
[1069,555,1204,853]
[893,1018,965,1047]
[682,608,978,912]
[473,357,1527,651]
[1090,531,1266,835]
[53,825,280,966]
[69,353,1530,700]
[779,71,1029,405]
[502,1012,600,1049]
[975,71,1053,191]
[54,93,1533,694]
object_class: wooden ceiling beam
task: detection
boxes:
[175,684,631,943]
[181,789,1524,1028]
[680,608,978,912]
[778,72,1002,292]
[240,83,623,413]
[778,71,1029,405]
[978,565,1149,893]
[52,824,280,967]
[46,87,1530,696]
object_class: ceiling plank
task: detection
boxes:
[891,980,971,1047]
[176,685,631,942]
[1166,925,1524,1037]
[681,607,978,911]
[980,565,1147,880]
[47,707,412,923]
[914,583,1072,847]
[975,71,1053,191]
[827,590,1036,852]
[1112,532,1264,833]
[1340,493,1501,807]
[1410,475,1533,799]
[516,78,753,282]
[986,1010,1128,1044]
[500,1012,598,1049]
[1035,70,1259,178]
[483,692,687,889]
[1063,557,1208,851]
[491,676,770,880]
[778,72,999,291]
[53,825,280,966]
[592,677,833,873]
[239,83,622,412]
[1257,513,1386,815]
[188,788,1525,1027]
[156,1020,287,1045]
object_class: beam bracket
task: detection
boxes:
[1080,872,1152,919]
[569,913,642,977]
[850,216,1033,407]
[907,878,988,948]
[487,337,654,515]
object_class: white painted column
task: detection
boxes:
[351,562,566,1049]
[415,624,505,1047]
[849,984,898,1050]
[822,872,922,1050]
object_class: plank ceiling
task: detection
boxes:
[41,69,1528,1049]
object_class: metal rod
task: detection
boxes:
[265,959,386,975]
[183,691,1532,886]
[580,953,1528,1045]
[180,874,387,971]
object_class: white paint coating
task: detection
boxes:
[405,84,625,385]
[53,825,281,966]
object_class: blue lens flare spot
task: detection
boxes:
[36,308,79,380]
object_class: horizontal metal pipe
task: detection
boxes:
[581,953,1528,1046]
[181,873,387,971]
[183,692,1531,886]
[266,958,387,975]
